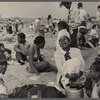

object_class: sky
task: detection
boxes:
[0,2,99,19]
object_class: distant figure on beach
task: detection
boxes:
[47,15,55,35]
[14,33,30,65]
[27,36,57,74]
[96,5,100,22]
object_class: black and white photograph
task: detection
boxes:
[0,1,100,98]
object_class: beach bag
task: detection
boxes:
[9,84,65,98]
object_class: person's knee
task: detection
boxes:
[44,61,50,67]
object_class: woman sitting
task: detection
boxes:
[27,36,57,74]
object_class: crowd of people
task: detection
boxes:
[0,1,100,98]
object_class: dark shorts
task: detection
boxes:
[79,28,89,35]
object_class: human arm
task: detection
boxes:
[28,47,39,73]
[14,43,22,53]
[70,7,81,24]
[54,52,65,75]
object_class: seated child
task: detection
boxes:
[88,24,99,47]
[14,33,30,65]
[0,53,8,98]
[85,58,100,98]
[0,43,12,61]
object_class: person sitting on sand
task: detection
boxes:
[88,24,99,47]
[47,15,55,35]
[56,21,71,51]
[0,43,12,61]
[27,36,57,74]
[85,60,100,98]
[54,35,85,88]
[14,33,30,65]
[0,53,8,98]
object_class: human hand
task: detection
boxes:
[69,73,79,81]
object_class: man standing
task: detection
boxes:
[78,2,87,23]
[60,2,81,48]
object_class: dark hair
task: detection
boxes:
[0,43,4,47]
[98,5,100,9]
[78,3,83,8]
[48,15,51,20]
[60,2,72,8]
[58,21,69,31]
[18,33,26,39]
[34,36,45,45]
[92,24,98,29]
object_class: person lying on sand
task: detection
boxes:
[14,33,30,65]
[27,36,57,74]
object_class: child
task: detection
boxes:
[85,58,100,98]
[90,62,100,98]
[14,33,30,65]
[56,21,71,51]
[37,25,45,36]
[0,53,8,98]
[0,43,12,61]
[88,24,99,47]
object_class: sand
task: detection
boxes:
[1,27,100,97]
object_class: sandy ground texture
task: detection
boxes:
[0,27,100,98]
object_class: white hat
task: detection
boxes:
[63,57,81,75]
[0,83,7,95]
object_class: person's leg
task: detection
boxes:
[16,52,26,65]
[77,32,82,47]
[84,34,96,50]
[34,61,57,72]
[70,28,78,48]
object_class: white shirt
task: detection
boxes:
[56,29,70,51]
[79,9,87,22]
[54,48,85,87]
[68,4,81,24]
[96,11,100,21]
